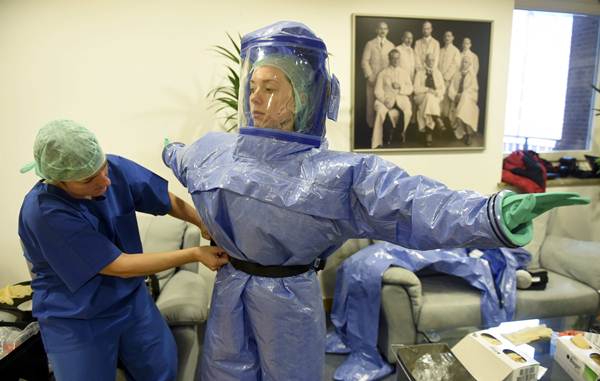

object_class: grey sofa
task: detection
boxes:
[136,213,215,381]
[323,204,600,364]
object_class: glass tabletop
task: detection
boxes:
[414,318,592,380]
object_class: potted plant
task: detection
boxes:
[207,33,242,132]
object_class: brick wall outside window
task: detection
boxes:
[557,15,599,150]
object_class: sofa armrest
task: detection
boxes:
[540,234,600,291]
[182,223,201,249]
[320,239,373,299]
[155,269,212,326]
[382,267,424,321]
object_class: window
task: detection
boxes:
[504,10,600,154]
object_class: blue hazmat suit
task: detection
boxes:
[18,155,177,381]
[162,20,522,381]
[162,134,519,381]
[326,242,531,380]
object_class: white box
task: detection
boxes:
[554,334,600,381]
[452,328,539,381]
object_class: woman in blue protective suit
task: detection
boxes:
[162,21,589,381]
[18,120,229,381]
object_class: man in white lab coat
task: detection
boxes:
[414,53,445,146]
[361,21,395,129]
[461,37,480,76]
[438,31,462,129]
[396,31,417,82]
[414,21,440,71]
[449,55,479,145]
[372,49,414,148]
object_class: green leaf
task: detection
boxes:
[226,32,241,55]
[227,67,239,83]
[207,32,242,131]
[212,45,240,64]
[214,97,238,109]
[212,104,233,113]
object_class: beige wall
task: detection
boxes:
[0,0,596,286]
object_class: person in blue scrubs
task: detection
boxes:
[162,21,589,381]
[18,120,228,381]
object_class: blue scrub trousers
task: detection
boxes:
[45,302,177,381]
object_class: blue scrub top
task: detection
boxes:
[18,155,171,323]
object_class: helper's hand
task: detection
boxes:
[196,246,229,271]
[502,192,590,231]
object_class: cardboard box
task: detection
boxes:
[452,328,539,381]
[554,334,600,381]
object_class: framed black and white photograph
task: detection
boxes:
[351,14,492,152]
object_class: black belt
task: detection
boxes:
[229,256,326,278]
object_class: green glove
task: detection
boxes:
[163,138,171,148]
[501,192,590,246]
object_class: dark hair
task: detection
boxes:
[388,49,400,60]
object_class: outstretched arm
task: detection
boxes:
[348,155,514,249]
[348,155,590,250]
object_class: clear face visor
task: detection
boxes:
[238,45,339,138]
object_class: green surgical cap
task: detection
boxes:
[253,54,315,133]
[21,120,105,182]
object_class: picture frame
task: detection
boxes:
[351,14,492,152]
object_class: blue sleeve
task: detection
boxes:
[111,155,172,216]
[162,143,188,188]
[34,203,122,292]
[349,155,513,250]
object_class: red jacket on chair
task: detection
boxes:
[502,150,547,193]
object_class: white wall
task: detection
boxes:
[0,0,589,286]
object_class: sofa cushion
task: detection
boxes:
[416,275,483,331]
[540,235,600,291]
[414,271,599,332]
[515,270,599,318]
[545,188,599,241]
[155,270,211,325]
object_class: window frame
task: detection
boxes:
[505,1,600,162]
